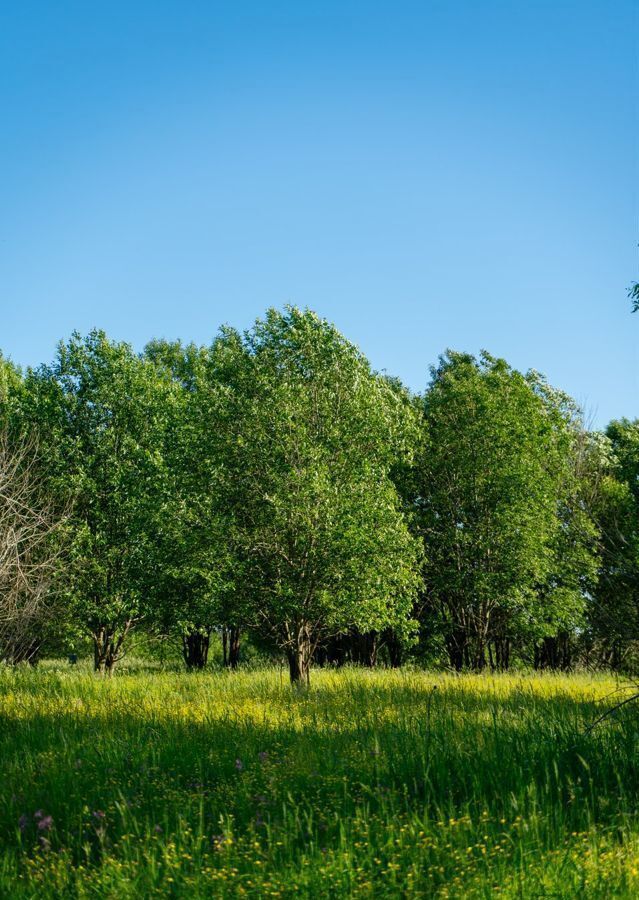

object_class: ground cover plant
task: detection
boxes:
[2,666,639,898]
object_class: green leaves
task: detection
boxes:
[142,337,239,640]
[19,331,176,666]
[590,419,639,657]
[213,307,421,662]
[413,350,597,668]
[5,308,631,675]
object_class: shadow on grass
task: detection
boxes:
[2,682,639,861]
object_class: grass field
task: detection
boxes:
[2,666,639,897]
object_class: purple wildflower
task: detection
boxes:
[235,758,244,771]
[92,810,106,820]
[258,751,269,763]
[18,814,28,832]
[37,815,53,831]
[34,809,43,820]
[154,824,163,833]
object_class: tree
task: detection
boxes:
[522,376,599,670]
[143,338,239,670]
[0,352,22,413]
[414,351,593,671]
[0,356,66,663]
[215,307,421,684]
[21,331,174,673]
[589,419,639,668]
[0,430,65,664]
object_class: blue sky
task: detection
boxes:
[1,0,636,426]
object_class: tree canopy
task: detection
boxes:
[211,308,422,682]
[0,308,635,679]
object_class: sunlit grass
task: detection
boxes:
[1,666,638,897]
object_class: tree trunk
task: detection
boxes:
[182,629,211,670]
[365,632,378,667]
[287,626,312,686]
[323,635,347,667]
[222,626,241,669]
[356,631,378,667]
[227,627,241,669]
[558,632,572,671]
[92,622,130,675]
[493,637,510,671]
[349,630,379,667]
[445,626,466,672]
[610,639,623,671]
[473,645,487,671]
[533,643,540,670]
[384,629,403,668]
[536,633,571,672]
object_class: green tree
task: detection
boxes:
[590,419,639,668]
[0,428,66,664]
[21,331,174,673]
[415,351,593,670]
[144,338,240,669]
[216,307,421,684]
[0,353,20,394]
[523,377,599,670]
[0,352,22,429]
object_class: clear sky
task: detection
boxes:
[1,0,637,427]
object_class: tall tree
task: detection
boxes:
[0,429,65,664]
[21,331,174,673]
[415,351,593,670]
[523,378,599,670]
[0,353,21,412]
[590,419,639,668]
[144,338,239,670]
[215,307,421,684]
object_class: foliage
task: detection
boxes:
[211,308,422,682]
[143,338,239,668]
[19,331,175,672]
[413,352,597,670]
[0,308,636,673]
[0,352,22,413]
[589,419,639,666]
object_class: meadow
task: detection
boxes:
[2,666,639,898]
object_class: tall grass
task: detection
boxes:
[1,666,638,897]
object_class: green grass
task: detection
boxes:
[1,666,639,897]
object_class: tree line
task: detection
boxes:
[0,307,637,682]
